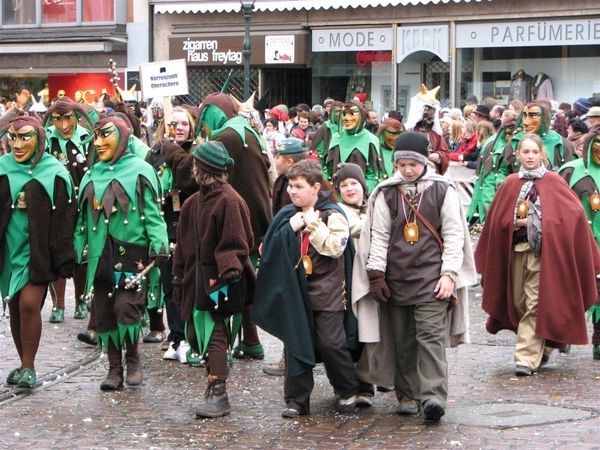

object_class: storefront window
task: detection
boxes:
[456,45,600,109]
[2,0,36,25]
[397,52,450,117]
[42,0,76,24]
[83,0,113,22]
[312,51,393,116]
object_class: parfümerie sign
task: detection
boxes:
[139,59,189,98]
[457,18,600,48]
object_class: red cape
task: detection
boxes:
[475,172,600,345]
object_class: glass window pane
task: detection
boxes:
[2,0,37,25]
[83,0,114,22]
[42,0,77,24]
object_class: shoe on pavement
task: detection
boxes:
[100,364,124,391]
[125,352,144,385]
[49,307,65,323]
[17,368,36,389]
[77,330,97,347]
[163,342,178,360]
[593,344,600,360]
[356,394,373,408]
[194,379,230,418]
[336,395,357,413]
[142,330,166,344]
[282,407,301,418]
[160,340,171,351]
[423,399,445,423]
[177,341,191,364]
[232,343,264,360]
[559,344,572,354]
[262,357,285,376]
[515,365,534,376]
[396,400,419,415]
[6,367,22,385]
[73,300,88,320]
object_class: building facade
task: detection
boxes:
[151,0,600,116]
[0,0,149,103]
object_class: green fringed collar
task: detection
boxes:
[46,124,91,156]
[0,152,73,205]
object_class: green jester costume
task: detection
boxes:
[75,116,168,390]
[467,115,516,224]
[505,100,575,173]
[558,125,600,360]
[326,101,386,193]
[0,116,77,388]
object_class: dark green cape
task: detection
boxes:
[252,195,358,377]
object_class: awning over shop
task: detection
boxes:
[153,0,490,14]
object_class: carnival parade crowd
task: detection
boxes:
[0,84,599,424]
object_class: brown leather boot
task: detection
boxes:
[100,348,123,391]
[193,376,230,418]
[125,351,144,386]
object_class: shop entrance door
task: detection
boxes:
[262,68,312,107]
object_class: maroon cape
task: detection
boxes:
[411,128,449,174]
[475,172,600,345]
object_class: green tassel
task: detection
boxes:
[192,308,216,357]
[227,312,243,351]
[97,329,121,352]
[146,267,163,309]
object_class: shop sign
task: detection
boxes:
[457,18,600,48]
[170,36,264,66]
[312,28,393,52]
[356,51,392,68]
[397,25,449,63]
[139,59,189,98]
[265,35,295,64]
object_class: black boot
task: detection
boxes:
[100,348,123,391]
[194,377,231,418]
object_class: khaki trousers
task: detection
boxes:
[512,244,544,369]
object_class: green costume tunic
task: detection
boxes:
[0,152,73,302]
[378,138,394,178]
[74,152,168,350]
[327,129,385,193]
[467,133,508,222]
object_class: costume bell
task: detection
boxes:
[74,116,168,391]
[0,116,77,388]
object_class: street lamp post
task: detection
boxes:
[240,0,256,101]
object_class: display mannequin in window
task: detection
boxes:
[532,72,554,101]
[509,70,533,104]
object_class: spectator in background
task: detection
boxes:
[567,117,589,157]
[482,97,497,110]
[472,105,491,124]
[446,119,464,154]
[263,117,285,155]
[509,100,524,117]
[467,120,496,169]
[588,106,600,127]
[365,110,379,135]
[490,105,505,131]
[463,104,477,121]
[465,94,478,107]
[450,120,478,162]
[323,98,335,120]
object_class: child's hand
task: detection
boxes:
[434,274,455,299]
[289,212,306,231]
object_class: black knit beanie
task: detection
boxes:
[393,131,430,165]
[333,163,367,195]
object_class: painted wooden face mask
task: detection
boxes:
[8,125,38,164]
[51,110,78,140]
[342,105,362,133]
[94,122,119,162]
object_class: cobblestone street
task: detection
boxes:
[0,284,598,449]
